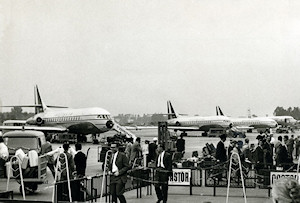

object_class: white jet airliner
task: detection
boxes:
[167,101,232,135]
[216,106,278,131]
[267,116,297,127]
[0,85,114,135]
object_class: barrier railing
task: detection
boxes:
[51,160,300,202]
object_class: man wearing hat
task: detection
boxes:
[109,143,129,203]
[148,137,158,163]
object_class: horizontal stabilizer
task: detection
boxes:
[0,125,67,132]
[1,105,67,108]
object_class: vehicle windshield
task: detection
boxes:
[4,137,38,150]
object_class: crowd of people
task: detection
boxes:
[216,133,300,172]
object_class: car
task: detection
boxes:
[3,130,46,156]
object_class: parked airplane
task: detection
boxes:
[0,85,115,135]
[267,116,297,127]
[216,106,278,131]
[166,101,232,135]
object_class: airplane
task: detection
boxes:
[0,85,117,138]
[267,116,297,127]
[166,101,232,136]
[216,106,278,132]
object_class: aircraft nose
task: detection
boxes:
[106,120,114,129]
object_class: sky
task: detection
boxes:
[1,0,300,117]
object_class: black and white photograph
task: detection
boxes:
[1,1,300,202]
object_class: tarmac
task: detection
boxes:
[123,185,273,203]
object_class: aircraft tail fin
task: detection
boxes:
[167,101,178,119]
[35,85,48,113]
[218,106,225,116]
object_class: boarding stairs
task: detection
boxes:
[112,121,137,140]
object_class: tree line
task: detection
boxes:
[273,106,300,120]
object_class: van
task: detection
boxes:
[3,130,46,156]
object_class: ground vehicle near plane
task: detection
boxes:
[3,130,46,155]
[207,128,226,137]
[3,130,48,195]
[276,127,289,133]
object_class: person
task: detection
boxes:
[275,136,289,170]
[227,139,235,159]
[176,133,185,158]
[242,138,251,162]
[296,135,300,159]
[59,142,75,181]
[263,137,273,168]
[154,144,172,203]
[148,137,158,163]
[41,135,55,178]
[272,177,300,203]
[0,137,9,178]
[215,134,227,163]
[124,138,133,159]
[74,143,87,178]
[130,137,142,164]
[287,135,295,161]
[109,143,129,203]
[253,136,264,182]
[283,135,293,164]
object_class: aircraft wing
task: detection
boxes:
[168,126,200,131]
[0,125,67,132]
[124,126,157,131]
[235,126,254,130]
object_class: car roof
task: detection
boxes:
[3,130,45,138]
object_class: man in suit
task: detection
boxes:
[176,133,185,158]
[41,135,55,178]
[74,143,87,178]
[148,137,158,163]
[109,143,130,203]
[154,144,172,203]
[215,134,227,163]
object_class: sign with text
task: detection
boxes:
[169,169,191,186]
[270,172,300,186]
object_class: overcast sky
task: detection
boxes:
[1,0,300,117]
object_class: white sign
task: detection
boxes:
[169,169,191,186]
[270,172,300,186]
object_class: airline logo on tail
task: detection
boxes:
[34,85,48,114]
[216,106,224,116]
[167,101,178,120]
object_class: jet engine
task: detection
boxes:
[106,120,114,129]
[36,117,44,125]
